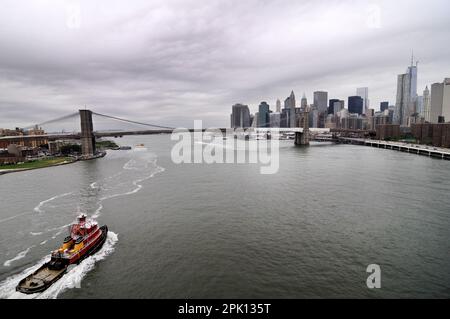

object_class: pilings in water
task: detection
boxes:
[338,137,450,161]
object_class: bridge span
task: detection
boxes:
[6,109,448,160]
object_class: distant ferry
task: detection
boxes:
[16,214,108,294]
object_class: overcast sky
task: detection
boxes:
[0,0,449,129]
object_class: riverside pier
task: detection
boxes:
[339,138,450,160]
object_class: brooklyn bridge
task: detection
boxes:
[0,110,178,158]
[0,109,374,158]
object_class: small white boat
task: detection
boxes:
[134,144,147,151]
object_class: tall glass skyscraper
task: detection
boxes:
[276,99,281,113]
[284,91,296,128]
[313,91,328,114]
[356,87,369,115]
[301,93,308,110]
[348,96,364,115]
[423,86,431,122]
[258,102,270,128]
[231,104,251,128]
[394,59,418,126]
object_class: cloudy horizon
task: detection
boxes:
[1,0,449,129]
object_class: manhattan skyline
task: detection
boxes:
[1,0,449,129]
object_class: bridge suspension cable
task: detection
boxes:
[92,112,175,130]
[22,112,79,130]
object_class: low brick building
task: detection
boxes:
[376,124,400,140]
[411,123,450,148]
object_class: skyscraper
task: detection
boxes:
[309,108,319,128]
[230,104,251,128]
[276,99,281,113]
[348,96,364,115]
[394,58,418,126]
[416,96,424,117]
[301,93,308,110]
[380,102,389,112]
[443,78,450,122]
[270,113,281,128]
[284,91,296,127]
[289,91,296,127]
[430,79,450,123]
[430,82,444,123]
[423,86,431,122]
[328,99,340,115]
[356,87,369,115]
[258,102,270,128]
[313,91,328,114]
[333,100,345,115]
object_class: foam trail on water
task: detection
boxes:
[0,211,33,224]
[99,166,165,202]
[0,255,50,299]
[94,157,165,218]
[92,203,103,219]
[34,192,73,213]
[0,232,118,299]
[30,232,43,236]
[51,228,65,240]
[1,151,163,298]
[3,246,34,267]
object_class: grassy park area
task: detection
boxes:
[0,157,74,171]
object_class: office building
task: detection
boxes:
[231,104,251,128]
[423,86,431,122]
[356,87,369,115]
[380,102,389,112]
[328,99,340,115]
[348,96,364,115]
[313,91,328,114]
[394,59,418,126]
[276,99,281,113]
[301,93,308,110]
[443,78,450,122]
[258,102,270,128]
[333,100,345,115]
[430,82,444,123]
[270,113,281,128]
[282,91,297,128]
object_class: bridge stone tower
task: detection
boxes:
[79,109,96,157]
[295,110,310,146]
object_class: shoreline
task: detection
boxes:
[0,151,107,176]
[0,158,77,176]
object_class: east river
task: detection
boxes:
[0,135,449,298]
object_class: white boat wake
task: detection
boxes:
[0,149,164,297]
[3,247,34,267]
[34,192,73,214]
[0,231,118,299]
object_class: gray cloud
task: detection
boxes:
[0,0,449,129]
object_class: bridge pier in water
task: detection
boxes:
[295,111,310,146]
[79,109,96,157]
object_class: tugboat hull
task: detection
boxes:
[16,225,108,295]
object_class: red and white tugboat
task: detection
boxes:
[16,214,108,294]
